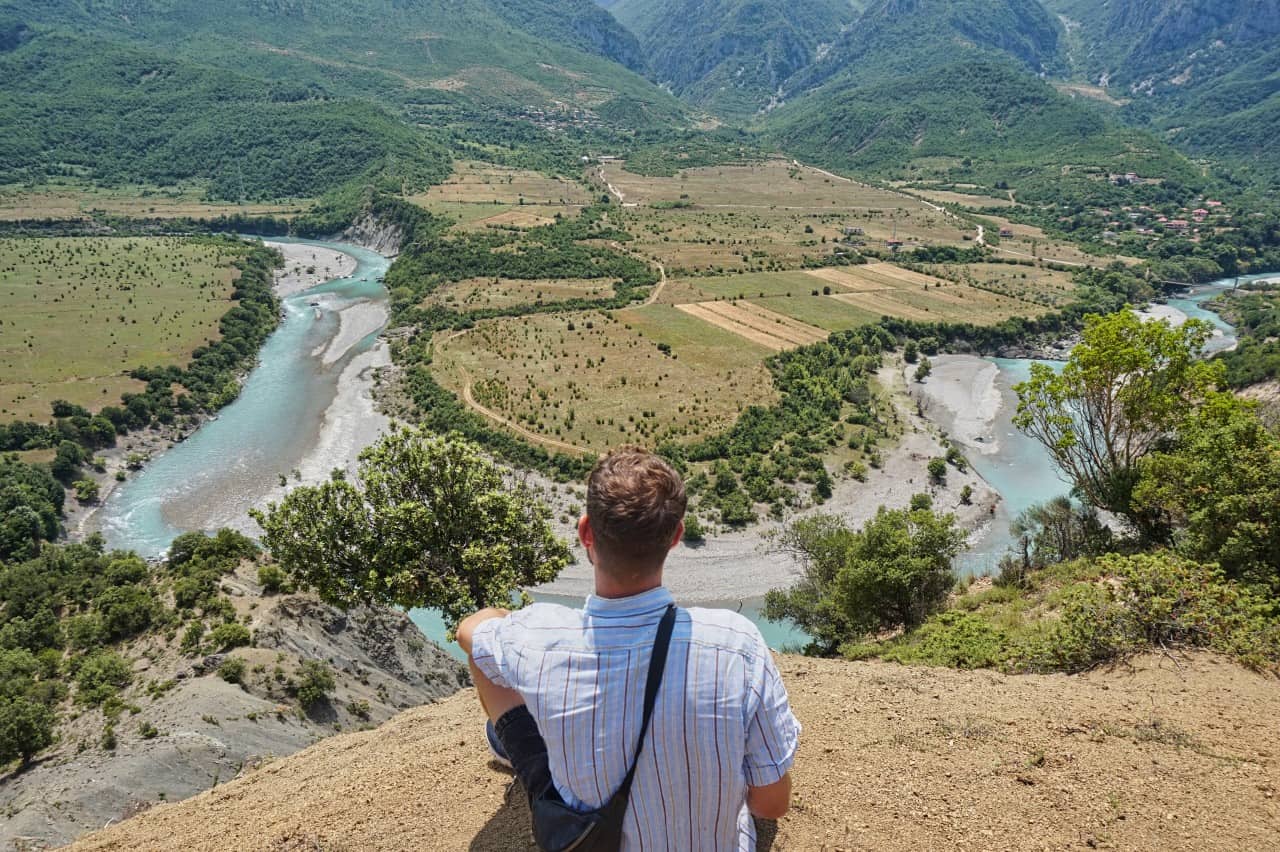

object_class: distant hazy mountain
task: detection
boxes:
[602,0,858,117]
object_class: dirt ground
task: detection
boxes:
[65,652,1280,852]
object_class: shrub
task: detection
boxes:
[73,479,100,503]
[682,514,706,544]
[1012,553,1280,673]
[927,458,947,484]
[257,564,287,595]
[764,507,967,653]
[0,697,56,766]
[138,720,159,739]
[217,656,246,685]
[74,651,133,705]
[206,623,251,652]
[859,612,1011,669]
[180,622,205,653]
[295,660,335,710]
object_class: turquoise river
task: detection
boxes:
[95,241,1266,657]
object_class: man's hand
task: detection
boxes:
[456,607,510,656]
[747,772,792,820]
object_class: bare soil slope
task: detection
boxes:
[64,653,1279,851]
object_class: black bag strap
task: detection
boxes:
[617,603,677,797]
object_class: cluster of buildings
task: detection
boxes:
[1091,198,1228,242]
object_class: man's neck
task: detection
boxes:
[592,567,664,599]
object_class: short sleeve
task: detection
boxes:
[468,616,513,689]
[743,652,801,787]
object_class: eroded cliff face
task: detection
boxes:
[340,214,405,257]
[0,563,466,851]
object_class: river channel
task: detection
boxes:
[95,243,1265,655]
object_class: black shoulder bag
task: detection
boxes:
[531,603,677,852]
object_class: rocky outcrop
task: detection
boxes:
[339,214,404,257]
[0,567,466,850]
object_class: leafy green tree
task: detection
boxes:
[73,651,132,705]
[1134,393,1280,587]
[914,357,932,383]
[927,457,947,483]
[295,660,335,710]
[682,514,706,544]
[251,429,569,628]
[764,506,967,653]
[94,586,157,641]
[1000,496,1112,586]
[206,623,251,652]
[1014,310,1221,536]
[73,480,100,504]
[0,697,55,768]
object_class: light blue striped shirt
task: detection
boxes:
[470,586,801,851]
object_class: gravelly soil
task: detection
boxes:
[64,652,1280,851]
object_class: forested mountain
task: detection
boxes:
[787,0,1066,95]
[1046,0,1280,183]
[0,0,690,196]
[764,60,1197,201]
[602,0,858,117]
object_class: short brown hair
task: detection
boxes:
[586,447,687,573]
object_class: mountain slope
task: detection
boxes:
[1045,0,1280,185]
[62,652,1280,851]
[0,0,686,123]
[765,60,1197,199]
[783,0,1066,99]
[605,0,857,117]
[0,31,451,198]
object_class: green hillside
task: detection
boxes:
[0,0,695,198]
[785,0,1066,95]
[1044,0,1280,186]
[0,31,449,199]
[605,0,857,117]
[765,61,1199,201]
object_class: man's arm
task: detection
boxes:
[747,772,792,819]
[456,607,509,656]
[457,608,525,724]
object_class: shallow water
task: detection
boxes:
[98,239,390,555]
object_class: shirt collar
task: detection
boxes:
[584,585,674,616]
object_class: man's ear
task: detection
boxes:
[670,520,684,551]
[577,514,593,548]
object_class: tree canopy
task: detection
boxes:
[763,504,967,654]
[251,429,570,627]
[1014,309,1222,537]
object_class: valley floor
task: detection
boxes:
[64,652,1280,851]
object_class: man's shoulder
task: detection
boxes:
[681,606,769,658]
[504,601,584,631]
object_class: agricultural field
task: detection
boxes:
[424,277,619,311]
[921,262,1078,308]
[0,183,309,221]
[0,237,241,420]
[408,161,594,231]
[908,188,1016,209]
[600,158,973,276]
[431,307,776,453]
[980,214,1103,268]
